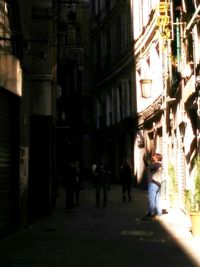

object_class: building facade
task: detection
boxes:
[132,0,165,190]
[0,0,56,235]
[132,0,200,210]
[90,0,136,181]
[55,0,91,177]
[0,0,92,236]
[18,0,56,222]
[0,0,22,235]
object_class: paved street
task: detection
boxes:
[0,184,198,267]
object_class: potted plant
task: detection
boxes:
[168,163,179,208]
[185,155,200,237]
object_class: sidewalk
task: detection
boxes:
[158,207,200,267]
[133,186,200,266]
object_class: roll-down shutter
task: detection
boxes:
[177,145,186,209]
[0,89,19,234]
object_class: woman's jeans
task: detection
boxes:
[148,182,162,215]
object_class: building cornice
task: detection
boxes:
[134,9,159,60]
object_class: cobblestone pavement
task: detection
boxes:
[0,184,199,267]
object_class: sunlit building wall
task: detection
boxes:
[132,0,166,189]
[167,0,200,210]
[132,0,200,210]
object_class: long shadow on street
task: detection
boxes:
[0,184,196,267]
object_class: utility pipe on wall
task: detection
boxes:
[185,5,200,32]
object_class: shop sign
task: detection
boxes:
[156,0,172,40]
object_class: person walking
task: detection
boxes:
[143,152,163,219]
[92,157,110,207]
[63,160,77,209]
[120,158,132,202]
[74,160,81,206]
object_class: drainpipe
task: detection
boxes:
[176,17,181,72]
[185,5,200,32]
[196,79,200,154]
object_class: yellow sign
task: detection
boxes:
[160,28,171,39]
[157,2,170,14]
[156,1,172,40]
[157,15,170,26]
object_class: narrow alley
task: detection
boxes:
[0,184,199,267]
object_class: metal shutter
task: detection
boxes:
[0,89,19,234]
[177,145,186,209]
[0,91,12,231]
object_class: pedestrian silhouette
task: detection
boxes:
[63,160,77,209]
[74,160,81,206]
[92,157,110,207]
[120,158,132,202]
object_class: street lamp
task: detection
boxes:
[140,78,152,98]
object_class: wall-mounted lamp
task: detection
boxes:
[140,78,152,98]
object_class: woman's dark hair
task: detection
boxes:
[153,153,162,162]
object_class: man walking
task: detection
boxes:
[92,157,110,207]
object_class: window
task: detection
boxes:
[105,28,111,65]
[94,0,100,16]
[105,0,110,11]
[0,1,11,52]
[68,11,76,21]
[106,92,112,126]
[116,16,121,56]
[119,85,123,120]
[93,36,102,72]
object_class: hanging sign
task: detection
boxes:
[156,0,172,40]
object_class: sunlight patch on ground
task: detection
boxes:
[158,214,200,267]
